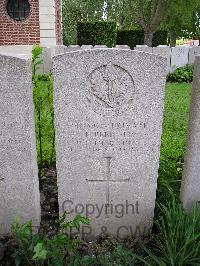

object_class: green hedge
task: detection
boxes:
[117,30,168,48]
[77,21,117,48]
[117,30,144,49]
[152,30,168,47]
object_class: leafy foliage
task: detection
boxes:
[11,214,90,266]
[167,65,194,83]
[77,21,117,47]
[32,46,55,169]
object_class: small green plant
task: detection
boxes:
[137,200,200,265]
[167,64,194,83]
[11,213,90,265]
[32,46,56,170]
[32,45,43,76]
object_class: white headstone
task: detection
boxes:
[65,45,81,52]
[181,56,200,210]
[0,54,41,235]
[134,45,153,53]
[51,45,65,56]
[188,47,200,65]
[93,45,107,48]
[81,45,93,50]
[39,47,52,74]
[116,45,130,49]
[171,46,190,72]
[153,46,171,74]
[53,49,166,240]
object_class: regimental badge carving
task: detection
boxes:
[84,63,135,117]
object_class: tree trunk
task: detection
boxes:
[170,30,177,47]
[144,32,154,47]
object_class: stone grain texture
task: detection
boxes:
[153,46,171,74]
[181,56,200,210]
[134,45,153,53]
[188,47,200,65]
[53,48,166,240]
[0,54,41,235]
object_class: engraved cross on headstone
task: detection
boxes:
[86,157,130,217]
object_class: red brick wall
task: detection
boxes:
[55,0,62,45]
[0,0,40,45]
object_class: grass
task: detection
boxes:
[157,82,192,204]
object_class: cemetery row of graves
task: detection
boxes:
[30,44,199,76]
[0,46,200,265]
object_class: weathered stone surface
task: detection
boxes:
[51,45,65,56]
[93,45,107,48]
[116,45,130,49]
[0,45,33,55]
[134,45,153,53]
[39,47,52,74]
[181,56,200,210]
[188,46,200,65]
[171,46,190,72]
[64,45,81,52]
[153,46,171,74]
[0,54,41,235]
[53,49,166,240]
[81,45,93,50]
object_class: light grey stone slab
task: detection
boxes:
[188,47,200,64]
[153,46,171,74]
[52,49,166,240]
[0,54,41,235]
[0,45,33,55]
[181,56,200,210]
[170,46,190,72]
[93,45,107,48]
[51,45,65,56]
[134,45,153,53]
[116,45,130,49]
[64,45,81,52]
[39,47,52,74]
[81,45,93,50]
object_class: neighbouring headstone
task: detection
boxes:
[93,45,107,48]
[153,46,171,74]
[116,45,130,49]
[53,49,166,240]
[188,46,200,65]
[0,54,41,235]
[181,56,200,210]
[81,45,93,50]
[51,45,65,56]
[134,45,153,53]
[64,45,81,52]
[39,47,52,74]
[171,46,190,72]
